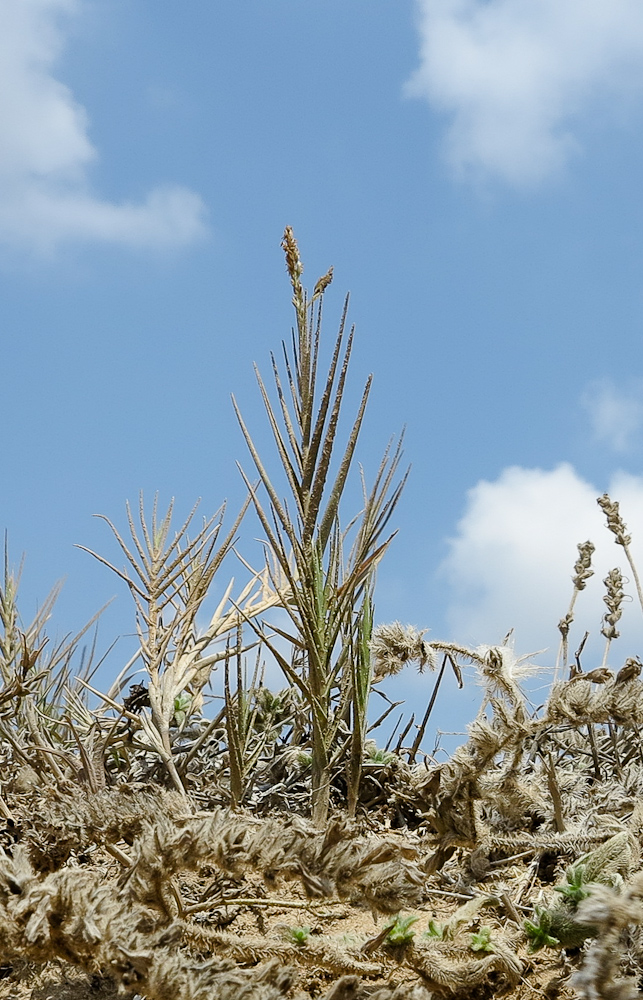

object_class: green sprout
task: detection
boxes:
[524,908,560,952]
[470,926,494,953]
[424,919,445,939]
[385,914,419,946]
[553,864,591,907]
[172,691,191,728]
[367,747,395,765]
[287,925,310,947]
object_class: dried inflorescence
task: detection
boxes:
[601,568,626,643]
[573,541,597,592]
[369,623,434,680]
[546,672,643,727]
[598,494,632,549]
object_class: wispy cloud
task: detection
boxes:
[440,464,643,657]
[582,379,643,452]
[406,0,643,186]
[0,0,207,252]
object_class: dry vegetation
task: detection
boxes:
[3,231,643,1000]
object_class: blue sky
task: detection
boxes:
[4,0,643,725]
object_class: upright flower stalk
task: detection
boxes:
[556,541,595,677]
[597,494,643,616]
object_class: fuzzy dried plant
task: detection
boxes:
[0,841,299,1000]
[0,779,431,998]
[369,622,434,681]
[572,871,643,1000]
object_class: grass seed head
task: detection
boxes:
[281,226,303,281]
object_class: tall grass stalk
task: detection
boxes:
[234,228,406,825]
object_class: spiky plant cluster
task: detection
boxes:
[7,235,643,999]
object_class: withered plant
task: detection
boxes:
[79,495,280,793]
[0,539,117,798]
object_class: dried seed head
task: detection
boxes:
[573,540,595,591]
[598,494,632,548]
[369,622,433,680]
[601,567,626,641]
[313,267,334,298]
[281,226,303,281]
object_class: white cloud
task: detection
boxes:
[582,379,643,452]
[440,463,643,662]
[406,0,643,186]
[0,0,207,251]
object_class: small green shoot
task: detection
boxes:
[553,864,591,907]
[172,691,191,728]
[287,925,310,947]
[424,919,445,939]
[367,746,395,765]
[524,908,560,952]
[470,926,494,953]
[385,914,419,946]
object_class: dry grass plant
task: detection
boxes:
[78,497,282,794]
